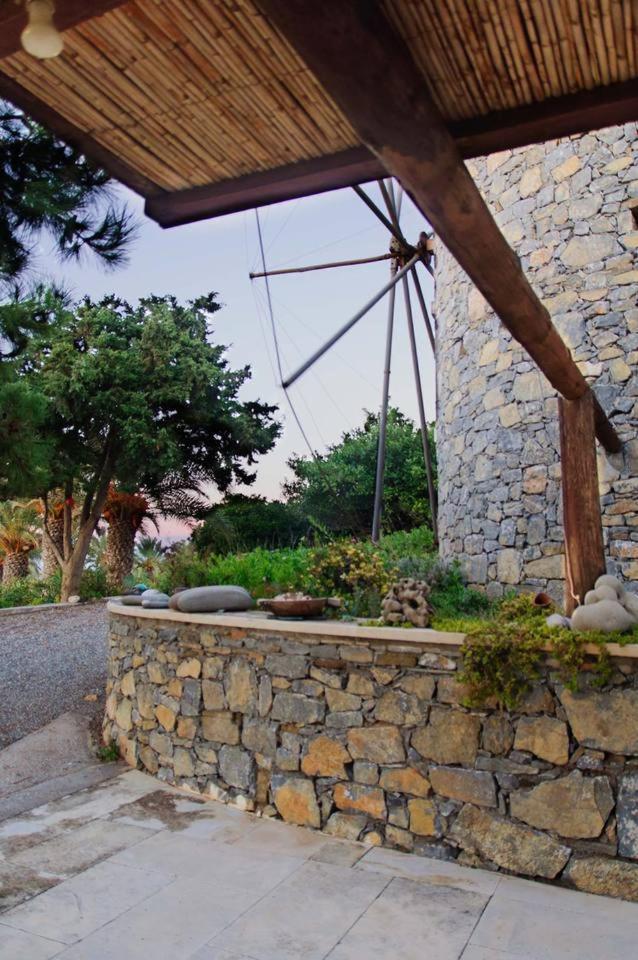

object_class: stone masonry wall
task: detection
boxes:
[106,610,638,901]
[435,123,638,601]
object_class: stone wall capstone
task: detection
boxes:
[106,609,638,902]
[434,122,638,601]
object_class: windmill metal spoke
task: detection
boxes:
[402,274,438,543]
[281,252,419,389]
[372,259,397,543]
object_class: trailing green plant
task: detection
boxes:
[458,592,638,708]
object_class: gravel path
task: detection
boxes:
[0,603,108,749]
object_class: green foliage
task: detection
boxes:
[308,539,393,600]
[0,565,109,607]
[376,525,435,561]
[152,542,313,599]
[458,592,638,708]
[1,105,133,289]
[0,572,60,607]
[77,566,109,601]
[97,742,120,763]
[21,291,280,499]
[193,494,310,555]
[284,408,436,537]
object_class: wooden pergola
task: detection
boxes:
[2,0,637,610]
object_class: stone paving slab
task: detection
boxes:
[0,770,637,959]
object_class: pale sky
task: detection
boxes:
[40,182,436,537]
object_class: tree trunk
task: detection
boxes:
[3,552,29,583]
[42,516,64,578]
[60,557,84,601]
[105,517,135,589]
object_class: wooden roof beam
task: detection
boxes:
[145,79,638,227]
[0,0,129,60]
[255,0,621,454]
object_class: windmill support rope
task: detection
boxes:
[281,252,420,389]
[254,209,318,460]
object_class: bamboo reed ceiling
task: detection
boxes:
[0,0,636,218]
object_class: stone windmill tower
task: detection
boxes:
[435,122,638,602]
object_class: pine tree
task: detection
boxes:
[1,103,133,292]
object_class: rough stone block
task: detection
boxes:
[412,708,480,765]
[200,711,240,745]
[560,688,638,755]
[429,767,497,807]
[176,657,201,679]
[241,718,277,757]
[618,772,638,859]
[514,716,569,765]
[121,670,136,698]
[353,761,379,785]
[347,673,375,697]
[347,725,405,764]
[334,782,386,819]
[408,798,437,836]
[379,767,431,798]
[325,687,361,712]
[154,703,176,732]
[511,771,613,839]
[326,711,363,729]
[301,735,350,778]
[450,805,571,879]
[219,744,255,791]
[225,658,257,714]
[482,715,514,755]
[173,747,195,778]
[265,654,308,679]
[202,680,225,711]
[324,812,366,840]
[565,856,638,901]
[177,717,197,739]
[271,692,325,724]
[272,775,321,828]
[375,690,423,725]
[180,678,201,717]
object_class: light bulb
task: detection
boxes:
[21,0,64,60]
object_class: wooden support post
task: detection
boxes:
[558,393,606,614]
[257,0,621,455]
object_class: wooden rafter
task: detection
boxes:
[255,0,621,457]
[146,78,638,227]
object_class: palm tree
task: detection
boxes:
[0,500,39,583]
[103,487,157,589]
[39,493,65,578]
[86,531,107,571]
[134,536,165,580]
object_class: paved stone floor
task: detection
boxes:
[1,769,638,959]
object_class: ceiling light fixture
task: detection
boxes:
[21,0,63,60]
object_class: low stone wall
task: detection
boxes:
[105,606,638,901]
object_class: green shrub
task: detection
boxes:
[0,573,61,608]
[152,543,313,599]
[308,540,393,599]
[377,525,435,561]
[0,566,110,608]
